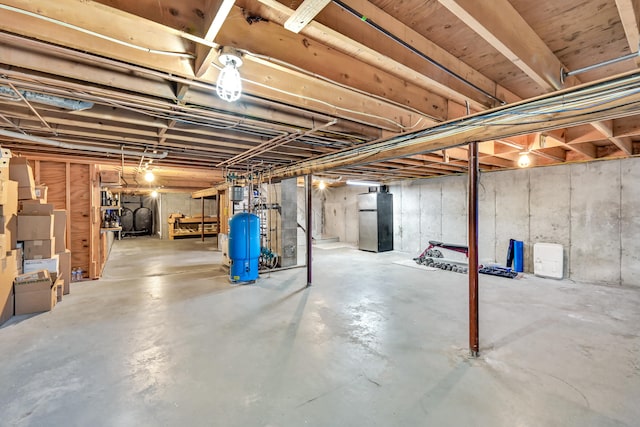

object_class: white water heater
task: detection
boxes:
[533,243,563,279]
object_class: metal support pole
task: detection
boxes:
[468,141,480,357]
[306,174,312,287]
[201,196,205,242]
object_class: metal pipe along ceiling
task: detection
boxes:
[0,129,168,159]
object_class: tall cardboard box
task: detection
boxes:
[0,233,5,259]
[9,157,36,200]
[34,185,48,203]
[24,238,56,260]
[0,146,10,182]
[17,214,54,241]
[1,180,18,249]
[14,270,56,315]
[53,210,67,253]
[58,249,71,295]
[0,250,18,325]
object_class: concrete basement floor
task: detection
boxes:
[1,237,639,426]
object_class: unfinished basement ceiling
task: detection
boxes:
[0,0,639,190]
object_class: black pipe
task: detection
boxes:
[306,174,313,287]
[331,0,505,106]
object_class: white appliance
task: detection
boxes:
[533,243,563,279]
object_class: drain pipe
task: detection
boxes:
[0,129,168,159]
[331,0,505,105]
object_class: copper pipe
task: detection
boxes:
[468,140,480,357]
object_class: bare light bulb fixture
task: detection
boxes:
[216,47,243,102]
[151,190,158,198]
[144,170,155,182]
[318,180,326,190]
[518,152,531,168]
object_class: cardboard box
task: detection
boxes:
[34,185,47,203]
[0,165,8,182]
[23,254,59,281]
[24,239,56,260]
[17,214,54,241]
[0,250,18,325]
[9,157,35,188]
[1,180,18,249]
[53,210,67,253]
[18,186,36,201]
[0,180,8,204]
[58,249,71,295]
[20,200,53,215]
[55,277,63,303]
[14,270,55,315]
[0,233,5,259]
[100,170,120,185]
[15,243,23,275]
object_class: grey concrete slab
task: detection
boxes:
[1,238,639,426]
[441,175,468,246]
[400,181,422,254]
[570,162,621,284]
[494,169,530,269]
[478,172,497,263]
[419,179,443,254]
[530,166,571,278]
[620,158,640,287]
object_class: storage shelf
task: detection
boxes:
[168,215,218,240]
[100,227,122,233]
[100,205,121,211]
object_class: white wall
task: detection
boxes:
[321,157,640,286]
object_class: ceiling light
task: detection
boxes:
[151,190,158,198]
[318,180,326,190]
[346,180,380,187]
[518,152,531,168]
[216,46,243,102]
[144,170,155,182]
[284,0,332,33]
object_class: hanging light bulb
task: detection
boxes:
[144,170,155,182]
[518,152,531,168]
[216,47,243,102]
[318,180,326,190]
[151,190,158,198]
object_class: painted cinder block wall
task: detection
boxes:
[321,157,640,286]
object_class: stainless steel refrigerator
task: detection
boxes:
[358,191,393,252]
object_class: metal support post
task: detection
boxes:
[468,140,480,357]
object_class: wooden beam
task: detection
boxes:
[253,0,506,109]
[591,120,633,155]
[215,9,448,121]
[194,0,236,77]
[437,0,568,91]
[615,0,640,54]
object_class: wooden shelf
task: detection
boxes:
[168,215,218,240]
[100,205,121,211]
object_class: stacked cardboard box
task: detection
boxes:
[19,201,59,282]
[0,147,20,325]
[9,157,36,201]
[14,270,57,315]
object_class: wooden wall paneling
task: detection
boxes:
[33,160,41,183]
[39,161,67,209]
[90,164,101,279]
[70,163,91,279]
[66,162,72,259]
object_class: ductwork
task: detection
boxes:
[0,86,94,111]
[0,129,168,159]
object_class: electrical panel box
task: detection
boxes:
[533,243,563,279]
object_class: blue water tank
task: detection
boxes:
[228,212,260,282]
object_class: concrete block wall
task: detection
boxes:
[321,157,640,286]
